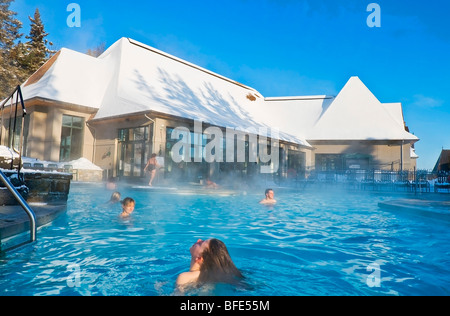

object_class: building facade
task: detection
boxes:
[0,38,419,184]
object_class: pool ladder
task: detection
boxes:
[0,169,37,252]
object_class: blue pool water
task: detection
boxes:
[1,183,449,296]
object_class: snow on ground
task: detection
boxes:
[0,146,19,159]
[20,156,102,171]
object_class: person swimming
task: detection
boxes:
[176,238,243,290]
[107,191,121,204]
[259,188,276,204]
[119,197,135,218]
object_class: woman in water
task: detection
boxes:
[176,238,243,289]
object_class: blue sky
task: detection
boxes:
[10,0,450,170]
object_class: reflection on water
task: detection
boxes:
[1,183,449,296]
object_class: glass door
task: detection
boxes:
[118,125,152,178]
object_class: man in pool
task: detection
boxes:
[119,197,135,218]
[259,188,276,204]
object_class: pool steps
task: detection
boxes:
[0,169,36,251]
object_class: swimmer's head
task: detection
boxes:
[265,188,274,198]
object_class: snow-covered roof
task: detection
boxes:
[96,38,311,146]
[255,95,335,138]
[230,77,417,143]
[18,38,417,146]
[20,38,310,147]
[305,77,418,141]
[22,48,112,109]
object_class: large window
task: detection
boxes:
[1,116,24,152]
[165,127,263,181]
[118,125,152,177]
[287,150,306,179]
[165,127,209,182]
[315,153,372,171]
[315,154,343,171]
[60,115,84,162]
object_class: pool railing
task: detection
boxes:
[0,169,37,252]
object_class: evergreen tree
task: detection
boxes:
[0,5,56,99]
[24,8,54,74]
[0,0,23,98]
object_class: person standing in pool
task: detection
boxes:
[259,188,276,204]
[144,154,161,186]
[176,238,243,289]
[119,197,135,218]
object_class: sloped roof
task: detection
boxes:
[21,48,113,109]
[381,102,405,129]
[20,38,310,147]
[305,77,418,141]
[433,149,450,172]
[18,38,417,147]
[255,95,334,137]
[246,77,417,143]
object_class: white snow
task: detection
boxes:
[410,147,419,158]
[0,145,19,159]
[68,157,102,171]
[20,156,102,172]
[305,77,419,141]
[19,37,311,148]
[22,48,112,109]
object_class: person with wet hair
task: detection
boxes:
[107,191,121,204]
[176,238,243,288]
[119,197,135,218]
[259,188,276,204]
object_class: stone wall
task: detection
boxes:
[0,170,72,205]
[0,171,29,205]
[24,172,72,203]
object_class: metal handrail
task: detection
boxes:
[0,169,36,243]
[1,85,27,175]
[1,86,36,251]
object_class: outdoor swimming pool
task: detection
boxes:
[1,183,449,296]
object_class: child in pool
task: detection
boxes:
[119,197,135,218]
